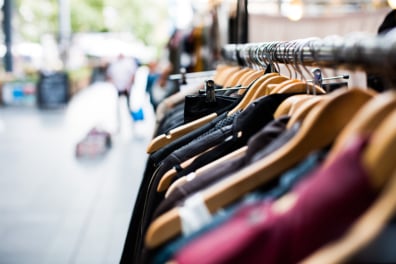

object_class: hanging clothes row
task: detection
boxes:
[120,33,396,264]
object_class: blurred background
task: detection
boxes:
[0,0,393,263]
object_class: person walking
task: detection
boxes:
[106,53,138,134]
[107,53,138,108]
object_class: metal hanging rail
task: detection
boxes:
[221,32,396,77]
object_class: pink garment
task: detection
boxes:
[175,136,377,264]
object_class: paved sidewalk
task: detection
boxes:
[0,83,155,263]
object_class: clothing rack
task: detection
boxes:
[221,32,396,78]
[121,33,396,264]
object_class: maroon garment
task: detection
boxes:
[175,136,377,264]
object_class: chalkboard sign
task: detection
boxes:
[37,71,69,108]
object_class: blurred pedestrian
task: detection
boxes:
[106,53,138,110]
[106,53,138,133]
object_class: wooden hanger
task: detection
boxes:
[236,70,266,94]
[269,81,326,95]
[287,89,378,131]
[145,88,374,248]
[146,113,218,153]
[238,69,264,87]
[248,73,279,88]
[323,90,392,168]
[226,73,280,116]
[288,95,320,116]
[239,73,279,98]
[157,146,216,192]
[213,65,241,86]
[251,75,290,98]
[159,159,196,192]
[162,146,248,195]
[214,65,240,85]
[301,107,396,264]
[286,96,327,129]
[266,79,300,95]
[222,68,252,88]
[232,76,309,119]
[273,95,315,119]
[363,107,396,189]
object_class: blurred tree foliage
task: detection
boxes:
[14,0,58,42]
[14,0,169,46]
[70,0,106,32]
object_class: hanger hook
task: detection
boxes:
[258,42,268,71]
[270,42,281,73]
[300,38,317,94]
[252,44,260,70]
[298,38,321,94]
[261,42,272,71]
[278,41,292,78]
[308,38,327,92]
[286,40,298,79]
[257,43,267,70]
[294,39,305,82]
[299,38,319,94]
[263,42,274,73]
[249,43,259,70]
[237,44,247,67]
[285,40,294,78]
[243,44,252,68]
[255,43,265,70]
